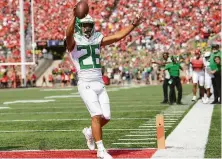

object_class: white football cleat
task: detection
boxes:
[205,97,209,104]
[82,127,95,150]
[97,149,113,159]
[201,97,206,103]
[192,96,197,101]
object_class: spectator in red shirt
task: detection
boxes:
[1,72,8,88]
[102,73,110,85]
[31,73,37,87]
[41,75,47,87]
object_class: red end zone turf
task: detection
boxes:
[0,149,157,158]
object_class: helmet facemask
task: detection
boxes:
[77,15,95,39]
[81,22,94,39]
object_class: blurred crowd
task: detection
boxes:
[0,0,221,88]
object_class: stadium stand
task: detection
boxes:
[0,0,221,87]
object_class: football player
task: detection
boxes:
[190,49,205,102]
[203,51,213,103]
[66,9,144,159]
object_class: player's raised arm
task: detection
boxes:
[101,14,144,46]
[66,8,76,52]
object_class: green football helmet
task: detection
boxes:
[75,15,95,38]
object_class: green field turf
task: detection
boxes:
[0,85,192,150]
[205,104,221,158]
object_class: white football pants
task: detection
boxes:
[78,80,111,120]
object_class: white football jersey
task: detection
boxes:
[70,32,104,82]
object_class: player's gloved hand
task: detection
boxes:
[132,13,145,27]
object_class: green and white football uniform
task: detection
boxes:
[70,32,104,82]
[70,25,110,119]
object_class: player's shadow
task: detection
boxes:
[0,146,24,151]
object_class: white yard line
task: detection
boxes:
[111,94,192,147]
[3,100,55,105]
[44,95,80,99]
[130,131,157,133]
[70,92,79,95]
[6,102,166,107]
[6,105,165,109]
[139,126,172,128]
[0,148,156,152]
[1,106,163,110]
[0,110,160,115]
[0,130,80,133]
[163,119,179,121]
[4,107,164,111]
[40,88,74,91]
[142,123,174,125]
[164,118,180,120]
[112,142,156,145]
[125,135,155,137]
[0,112,81,115]
[163,114,183,116]
[0,129,152,133]
[0,118,152,122]
[105,129,152,131]
[152,100,214,158]
[0,107,10,109]
[118,138,156,141]
[161,121,176,123]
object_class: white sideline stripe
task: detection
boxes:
[125,135,155,137]
[0,129,152,133]
[112,142,155,145]
[118,138,156,141]
[3,100,55,105]
[0,118,152,122]
[44,95,80,99]
[41,88,74,91]
[152,100,214,158]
